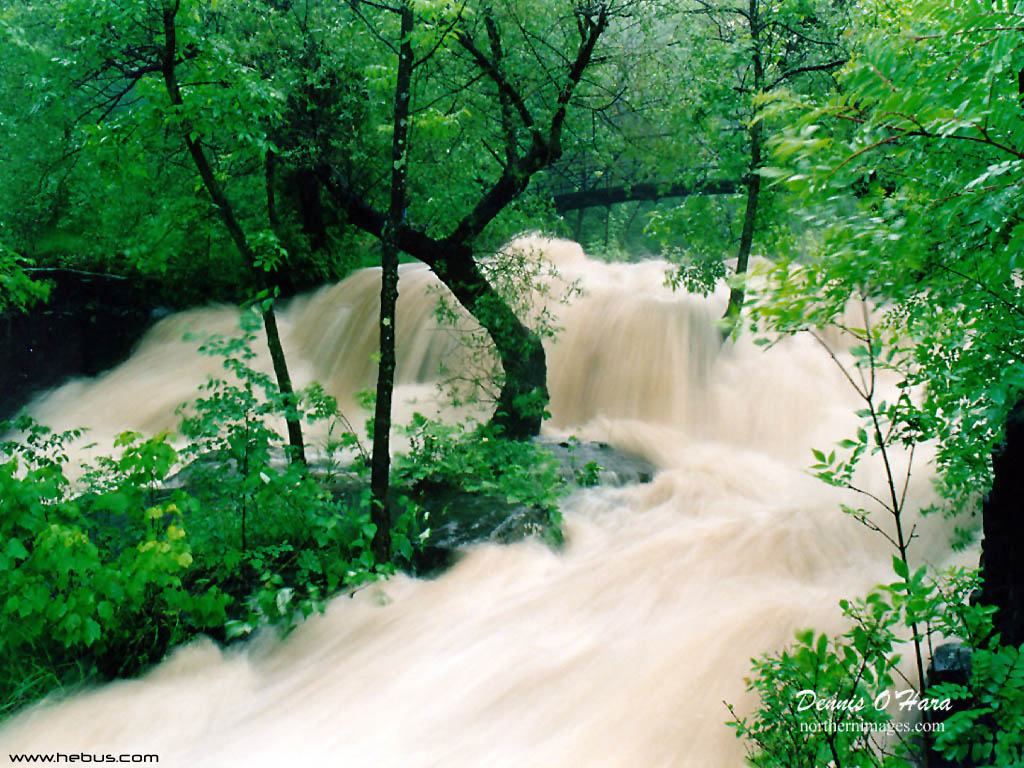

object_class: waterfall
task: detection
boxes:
[0,237,976,767]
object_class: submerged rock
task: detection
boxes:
[541,438,655,487]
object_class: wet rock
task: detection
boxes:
[541,438,655,487]
[408,440,654,575]
[0,269,158,420]
[928,643,972,687]
[296,440,653,576]
[160,438,654,578]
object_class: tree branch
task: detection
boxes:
[453,26,540,143]
[767,59,847,91]
[444,4,610,246]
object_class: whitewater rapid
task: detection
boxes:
[0,237,975,766]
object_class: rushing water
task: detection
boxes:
[0,237,975,766]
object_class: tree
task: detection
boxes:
[0,0,256,304]
[156,0,306,464]
[0,0,316,459]
[527,0,847,292]
[672,0,848,316]
[308,0,623,437]
[753,0,1024,645]
[47,0,626,440]
[367,0,415,562]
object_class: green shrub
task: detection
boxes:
[393,413,566,546]
[0,320,571,717]
[931,644,1024,767]
[0,324,382,713]
[172,320,383,636]
[730,564,1024,768]
[0,422,229,716]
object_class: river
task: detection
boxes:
[0,237,974,766]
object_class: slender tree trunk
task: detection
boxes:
[723,0,764,327]
[368,0,414,563]
[724,120,762,323]
[266,151,307,464]
[160,3,305,464]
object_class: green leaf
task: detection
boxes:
[4,538,28,560]
[892,555,910,580]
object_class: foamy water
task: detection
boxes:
[0,237,976,766]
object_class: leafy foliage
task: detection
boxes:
[171,316,385,635]
[932,643,1024,767]
[731,565,1024,768]
[0,242,49,313]
[734,4,1024,761]
[394,413,566,546]
[752,0,1024,504]
[644,0,850,298]
[1,311,572,716]
[0,420,229,716]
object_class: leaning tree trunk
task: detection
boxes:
[161,3,305,464]
[979,397,1024,647]
[431,247,548,440]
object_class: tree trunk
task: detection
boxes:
[431,247,548,440]
[265,151,306,464]
[979,398,1024,647]
[368,0,414,563]
[723,0,764,327]
[296,168,327,252]
[314,175,550,441]
[724,119,762,325]
[161,3,305,464]
[262,298,306,465]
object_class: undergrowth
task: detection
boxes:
[0,319,568,719]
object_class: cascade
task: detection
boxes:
[0,237,974,767]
